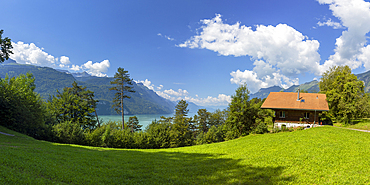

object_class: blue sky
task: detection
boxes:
[2,0,370,108]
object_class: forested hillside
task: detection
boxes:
[0,59,175,115]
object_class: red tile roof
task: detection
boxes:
[261,92,329,111]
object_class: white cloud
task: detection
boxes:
[81,60,110,77]
[157,33,175,41]
[10,41,111,77]
[163,89,189,97]
[60,56,71,65]
[70,64,81,71]
[179,14,319,93]
[10,41,58,66]
[317,0,370,73]
[157,85,164,90]
[317,18,344,29]
[135,79,155,90]
[136,79,231,106]
[230,69,299,92]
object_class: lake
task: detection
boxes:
[99,112,197,129]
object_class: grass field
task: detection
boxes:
[334,118,370,131]
[1,125,370,184]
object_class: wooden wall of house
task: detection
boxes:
[274,109,322,124]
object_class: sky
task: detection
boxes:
[2,0,370,108]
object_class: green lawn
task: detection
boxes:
[1,125,370,184]
[334,118,370,130]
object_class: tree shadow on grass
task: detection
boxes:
[58,145,294,184]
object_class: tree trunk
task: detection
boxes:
[94,108,100,127]
[121,84,124,130]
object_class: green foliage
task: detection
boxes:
[52,121,85,145]
[109,67,135,129]
[196,125,225,145]
[319,65,370,124]
[127,116,142,132]
[0,73,48,139]
[47,81,98,130]
[251,122,268,134]
[169,100,194,147]
[144,120,171,148]
[0,29,13,63]
[193,109,211,133]
[225,84,270,138]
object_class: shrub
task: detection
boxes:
[252,122,268,134]
[52,121,85,145]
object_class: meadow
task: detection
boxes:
[1,125,370,184]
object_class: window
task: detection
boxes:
[279,111,285,118]
[304,112,310,119]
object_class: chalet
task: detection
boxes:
[261,89,329,128]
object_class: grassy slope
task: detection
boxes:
[1,126,370,184]
[334,119,370,131]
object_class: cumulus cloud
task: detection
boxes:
[163,89,189,97]
[81,60,110,77]
[11,41,59,66]
[136,79,231,106]
[179,14,320,93]
[10,41,111,77]
[317,0,370,73]
[135,79,155,90]
[317,18,344,29]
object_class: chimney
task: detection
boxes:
[297,88,300,101]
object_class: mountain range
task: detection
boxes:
[249,71,370,99]
[3,59,370,114]
[0,59,176,115]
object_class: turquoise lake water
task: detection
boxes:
[99,113,196,129]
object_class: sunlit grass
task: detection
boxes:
[334,118,370,130]
[1,125,370,184]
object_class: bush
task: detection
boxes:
[205,125,224,143]
[251,122,268,134]
[52,121,85,145]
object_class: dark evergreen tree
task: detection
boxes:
[225,84,261,139]
[0,30,13,63]
[127,116,142,132]
[109,67,135,129]
[169,100,193,147]
[193,109,211,133]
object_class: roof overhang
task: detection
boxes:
[260,107,329,111]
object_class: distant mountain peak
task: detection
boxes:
[71,71,91,78]
[2,59,17,64]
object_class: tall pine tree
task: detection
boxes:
[109,67,135,129]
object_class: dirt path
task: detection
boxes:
[0,131,14,136]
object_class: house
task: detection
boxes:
[260,89,329,128]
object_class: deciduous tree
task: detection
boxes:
[319,65,370,124]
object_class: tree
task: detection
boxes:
[225,84,260,138]
[193,109,211,133]
[319,65,370,124]
[0,30,13,63]
[127,116,142,132]
[169,100,194,147]
[48,81,98,129]
[0,73,47,138]
[110,67,135,129]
